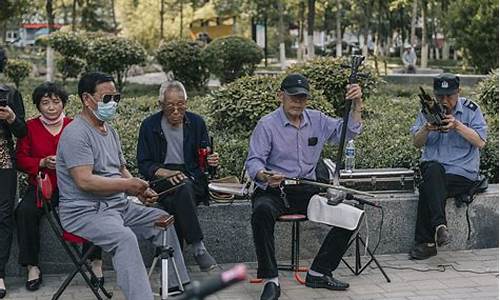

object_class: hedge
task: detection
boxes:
[4,59,32,89]
[204,36,263,84]
[205,75,335,136]
[156,40,209,90]
[18,79,498,185]
[288,57,380,116]
[477,69,499,118]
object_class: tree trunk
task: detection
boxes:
[335,0,342,57]
[410,0,417,46]
[72,0,77,31]
[362,29,369,57]
[110,0,118,34]
[420,1,428,68]
[160,0,165,39]
[46,0,55,82]
[361,0,373,58]
[179,0,183,38]
[298,1,305,61]
[441,1,450,60]
[264,15,268,67]
[0,21,6,44]
[277,0,286,70]
[306,0,315,59]
[442,38,450,60]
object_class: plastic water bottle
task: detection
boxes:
[345,140,355,173]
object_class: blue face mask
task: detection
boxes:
[93,100,118,122]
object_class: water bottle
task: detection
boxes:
[345,139,355,173]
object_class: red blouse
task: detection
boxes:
[16,117,72,188]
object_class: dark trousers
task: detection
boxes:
[0,169,16,278]
[15,185,102,267]
[415,161,474,244]
[251,185,354,279]
[158,179,204,246]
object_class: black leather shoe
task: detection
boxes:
[0,288,5,299]
[90,276,104,288]
[26,273,42,291]
[409,243,437,260]
[260,282,280,300]
[305,273,349,290]
[435,225,450,247]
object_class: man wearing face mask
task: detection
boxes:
[409,73,488,260]
[56,72,189,300]
[137,80,218,271]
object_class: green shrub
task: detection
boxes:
[4,59,31,89]
[480,117,499,183]
[156,40,209,90]
[204,36,263,84]
[477,69,499,118]
[347,95,421,170]
[288,57,380,116]
[206,75,334,136]
[211,79,499,183]
[213,134,250,178]
[56,56,86,85]
[447,0,498,73]
[48,31,88,59]
[86,35,147,91]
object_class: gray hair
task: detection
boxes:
[159,75,187,102]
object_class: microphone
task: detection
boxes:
[178,264,247,299]
[345,193,381,208]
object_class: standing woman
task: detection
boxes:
[15,82,103,292]
[0,47,28,299]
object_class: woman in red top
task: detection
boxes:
[15,82,103,292]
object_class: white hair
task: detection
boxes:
[159,78,187,103]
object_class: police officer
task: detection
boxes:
[409,73,488,260]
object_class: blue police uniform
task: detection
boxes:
[410,97,488,181]
[408,73,489,259]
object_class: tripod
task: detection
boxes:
[341,204,391,283]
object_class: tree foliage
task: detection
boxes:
[86,35,147,91]
[288,57,380,116]
[156,39,209,90]
[48,31,88,58]
[447,0,499,73]
[4,59,31,89]
[204,36,263,84]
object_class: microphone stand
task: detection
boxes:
[340,196,390,283]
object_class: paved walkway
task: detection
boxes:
[3,248,498,300]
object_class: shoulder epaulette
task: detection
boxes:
[463,98,478,111]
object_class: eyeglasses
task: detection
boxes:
[165,102,186,111]
[102,94,121,104]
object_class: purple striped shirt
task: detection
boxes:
[245,106,362,189]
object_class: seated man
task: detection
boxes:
[56,72,189,300]
[245,73,364,300]
[409,73,487,260]
[402,44,417,73]
[137,80,217,271]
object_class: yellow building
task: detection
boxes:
[189,2,236,41]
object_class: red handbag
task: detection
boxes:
[36,172,53,208]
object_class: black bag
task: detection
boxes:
[454,175,489,240]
